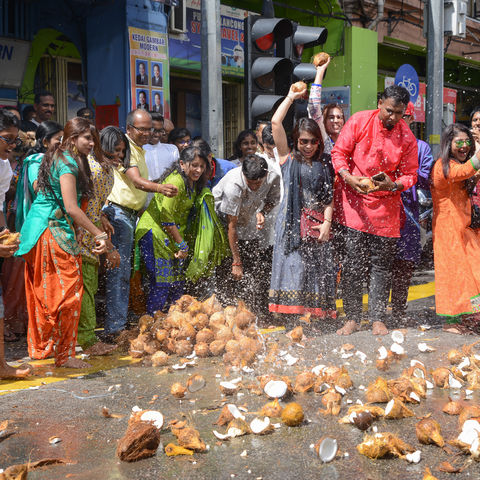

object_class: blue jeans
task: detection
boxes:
[102,203,137,335]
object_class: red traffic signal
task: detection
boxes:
[251,18,294,51]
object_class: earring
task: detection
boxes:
[72,145,79,156]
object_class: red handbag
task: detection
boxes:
[300,208,325,240]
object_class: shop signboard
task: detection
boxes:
[128,27,170,117]
[0,37,30,88]
[169,0,247,77]
[321,86,351,120]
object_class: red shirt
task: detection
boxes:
[331,109,418,237]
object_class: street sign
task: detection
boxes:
[394,63,419,104]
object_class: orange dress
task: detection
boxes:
[431,158,480,319]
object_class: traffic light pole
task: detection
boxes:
[425,0,444,157]
[201,0,224,157]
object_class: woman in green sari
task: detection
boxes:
[135,145,228,314]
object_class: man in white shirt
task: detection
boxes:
[213,154,281,318]
[143,113,179,206]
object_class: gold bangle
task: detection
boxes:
[324,219,332,223]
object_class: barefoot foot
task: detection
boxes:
[372,321,388,336]
[59,357,91,369]
[0,362,32,380]
[336,320,358,336]
[83,341,117,357]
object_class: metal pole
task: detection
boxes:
[425,0,444,158]
[201,0,224,157]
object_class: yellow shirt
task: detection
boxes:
[108,136,148,211]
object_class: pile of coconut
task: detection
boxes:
[128,295,262,367]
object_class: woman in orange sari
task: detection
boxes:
[17,118,111,368]
[431,123,480,333]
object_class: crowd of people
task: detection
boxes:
[2,59,480,379]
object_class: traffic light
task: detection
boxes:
[244,15,294,129]
[244,15,328,129]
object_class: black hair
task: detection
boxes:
[471,106,480,122]
[126,109,151,127]
[100,126,131,170]
[291,117,323,163]
[191,137,212,157]
[3,106,19,114]
[77,107,94,118]
[34,91,54,104]
[242,154,268,180]
[380,85,410,106]
[261,124,275,146]
[438,123,475,183]
[138,62,146,68]
[22,105,35,120]
[0,108,20,131]
[139,90,147,98]
[26,121,63,157]
[232,129,257,159]
[178,145,210,191]
[168,127,191,144]
[256,120,270,130]
[151,112,164,123]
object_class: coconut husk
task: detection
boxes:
[291,81,307,92]
[287,326,303,343]
[458,405,480,429]
[294,372,316,393]
[154,328,168,343]
[194,342,210,358]
[312,52,330,67]
[144,340,161,356]
[281,402,304,426]
[365,377,392,403]
[423,467,440,480]
[319,388,342,416]
[431,367,451,388]
[170,421,206,452]
[416,417,444,447]
[129,336,147,358]
[339,404,385,424]
[174,339,193,357]
[191,313,209,330]
[384,398,414,419]
[443,397,464,415]
[117,421,161,462]
[467,370,480,389]
[151,351,169,367]
[201,294,222,316]
[170,383,187,399]
[176,323,196,341]
[335,368,353,389]
[209,340,226,356]
[164,443,194,456]
[138,314,154,333]
[356,432,415,459]
[259,399,283,418]
[214,405,235,426]
[322,365,342,384]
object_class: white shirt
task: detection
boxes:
[0,159,13,204]
[143,142,179,206]
[212,165,281,241]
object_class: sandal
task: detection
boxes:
[442,324,473,335]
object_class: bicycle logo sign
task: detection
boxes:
[394,64,419,103]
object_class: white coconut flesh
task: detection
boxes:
[459,357,471,370]
[284,354,299,366]
[213,430,231,440]
[406,450,421,463]
[391,330,404,344]
[378,346,388,360]
[463,420,480,433]
[264,380,288,398]
[250,417,271,434]
[355,351,367,363]
[220,382,239,393]
[449,374,462,389]
[417,343,435,352]
[412,367,425,379]
[172,363,187,370]
[426,380,434,389]
[317,437,338,463]
[227,404,245,420]
[410,359,425,369]
[390,343,404,355]
[311,365,326,376]
[384,399,395,416]
[335,385,346,396]
[458,429,478,446]
[409,392,420,403]
[140,410,164,429]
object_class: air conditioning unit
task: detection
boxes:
[444,0,468,38]
[169,0,186,33]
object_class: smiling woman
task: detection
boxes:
[431,123,480,332]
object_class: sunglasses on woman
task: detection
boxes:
[298,138,320,146]
[454,139,472,147]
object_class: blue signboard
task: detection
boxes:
[169,2,246,78]
[394,64,419,104]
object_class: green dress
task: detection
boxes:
[16,152,81,257]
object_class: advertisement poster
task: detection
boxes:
[169,0,247,77]
[321,87,350,120]
[128,27,170,117]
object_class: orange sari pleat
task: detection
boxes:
[23,229,83,366]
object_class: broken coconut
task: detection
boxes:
[442,397,464,415]
[314,436,338,463]
[219,381,240,395]
[187,374,206,393]
[250,417,274,435]
[170,383,187,399]
[281,402,304,426]
[356,432,415,460]
[214,404,245,426]
[264,379,289,399]
[259,399,283,418]
[170,421,206,452]
[384,398,414,419]
[365,377,392,403]
[164,443,194,456]
[416,417,444,447]
[117,418,162,462]
[294,372,316,393]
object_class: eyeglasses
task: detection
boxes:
[454,139,472,148]
[178,138,192,145]
[298,138,320,146]
[129,124,154,134]
[0,135,19,146]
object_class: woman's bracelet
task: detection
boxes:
[95,232,108,241]
[312,83,322,87]
[324,218,332,223]
[175,240,189,252]
[232,262,242,267]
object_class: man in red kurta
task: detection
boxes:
[331,85,418,335]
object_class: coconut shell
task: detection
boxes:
[138,314,154,333]
[225,339,241,354]
[287,326,303,343]
[174,339,193,357]
[201,294,222,316]
[170,423,206,452]
[215,326,233,343]
[365,378,391,403]
[175,294,196,312]
[448,349,464,365]
[196,328,215,344]
[176,323,196,341]
[357,432,414,459]
[209,340,226,356]
[191,313,209,330]
[151,351,169,367]
[312,51,330,67]
[442,398,464,415]
[155,328,168,343]
[431,367,450,388]
[291,81,307,93]
[171,383,187,398]
[194,342,210,358]
[260,399,283,418]
[416,418,444,447]
[384,398,414,419]
[294,372,316,393]
[281,402,304,426]
[117,421,161,462]
[129,337,146,358]
[358,178,376,193]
